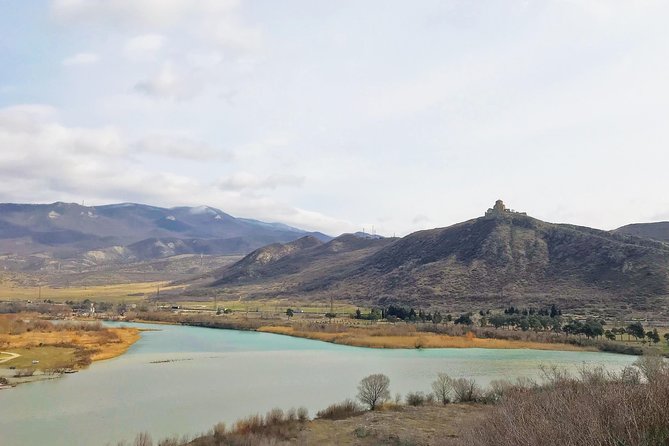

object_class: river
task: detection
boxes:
[0,322,637,445]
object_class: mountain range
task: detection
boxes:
[192,203,669,313]
[0,202,329,271]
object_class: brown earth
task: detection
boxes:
[301,404,487,445]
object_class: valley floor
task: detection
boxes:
[298,404,487,445]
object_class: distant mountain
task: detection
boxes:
[190,233,395,288]
[0,202,331,268]
[613,222,669,243]
[201,201,669,312]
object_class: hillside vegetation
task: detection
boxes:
[201,211,669,313]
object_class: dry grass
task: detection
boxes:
[464,359,669,446]
[0,314,140,369]
[257,325,587,351]
[0,281,182,302]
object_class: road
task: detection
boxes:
[0,352,20,364]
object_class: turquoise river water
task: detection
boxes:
[0,322,637,445]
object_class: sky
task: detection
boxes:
[1,0,668,236]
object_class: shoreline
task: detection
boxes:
[0,325,141,388]
[256,325,591,352]
[133,317,591,353]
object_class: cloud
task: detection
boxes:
[51,0,260,51]
[0,104,349,234]
[124,34,165,58]
[51,0,239,27]
[133,135,231,160]
[412,214,430,224]
[61,52,100,66]
[218,172,305,192]
[133,63,201,100]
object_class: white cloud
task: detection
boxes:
[124,34,165,58]
[133,135,230,160]
[51,0,259,51]
[62,52,100,66]
[133,63,201,100]
[17,0,669,236]
[218,172,305,191]
[0,104,349,234]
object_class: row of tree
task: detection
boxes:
[348,305,669,344]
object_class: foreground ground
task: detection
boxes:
[300,404,487,446]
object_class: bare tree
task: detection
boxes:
[451,377,480,402]
[432,373,452,405]
[357,373,391,410]
[134,432,153,446]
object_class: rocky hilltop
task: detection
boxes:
[614,222,669,243]
[203,201,669,312]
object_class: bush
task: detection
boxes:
[451,378,480,402]
[464,363,669,446]
[297,407,309,422]
[405,391,427,406]
[634,354,668,382]
[316,399,363,420]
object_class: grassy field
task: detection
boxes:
[0,315,140,372]
[171,298,362,315]
[2,346,78,369]
[0,281,182,302]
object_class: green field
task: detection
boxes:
[1,346,77,370]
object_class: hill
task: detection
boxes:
[201,201,669,313]
[0,202,330,271]
[613,222,669,243]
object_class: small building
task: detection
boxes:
[484,199,527,219]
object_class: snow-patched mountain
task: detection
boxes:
[0,202,330,266]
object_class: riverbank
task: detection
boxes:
[0,315,140,386]
[257,325,589,351]
[135,312,596,353]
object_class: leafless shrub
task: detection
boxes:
[539,364,571,387]
[451,378,480,402]
[264,408,284,426]
[617,365,641,385]
[316,399,363,420]
[464,362,669,446]
[296,407,308,422]
[634,354,668,382]
[232,414,264,435]
[212,422,226,438]
[577,365,609,385]
[405,391,427,406]
[133,432,153,446]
